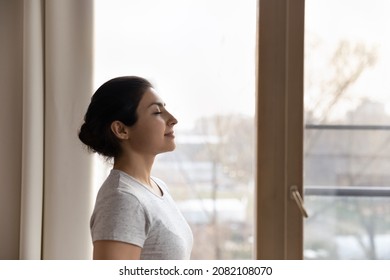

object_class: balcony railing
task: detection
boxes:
[305,186,390,197]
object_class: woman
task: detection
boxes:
[78,76,193,260]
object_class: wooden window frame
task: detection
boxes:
[255,0,305,259]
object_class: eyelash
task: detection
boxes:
[153,112,162,115]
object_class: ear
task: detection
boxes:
[110,121,130,140]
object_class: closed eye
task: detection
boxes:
[149,102,166,115]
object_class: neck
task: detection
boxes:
[113,152,156,186]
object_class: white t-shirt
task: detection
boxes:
[90,169,193,260]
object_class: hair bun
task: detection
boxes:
[78,122,94,149]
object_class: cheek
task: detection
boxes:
[130,121,165,146]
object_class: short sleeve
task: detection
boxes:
[90,190,149,248]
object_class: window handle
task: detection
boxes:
[290,185,309,218]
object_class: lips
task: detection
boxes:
[164,131,175,138]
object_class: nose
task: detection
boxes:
[167,111,178,126]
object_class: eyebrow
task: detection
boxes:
[147,102,166,108]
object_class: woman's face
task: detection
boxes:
[127,87,178,156]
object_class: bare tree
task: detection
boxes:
[193,114,254,259]
[305,40,377,154]
[304,40,389,259]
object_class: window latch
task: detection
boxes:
[290,185,309,218]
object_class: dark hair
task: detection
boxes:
[78,76,153,158]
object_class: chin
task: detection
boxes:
[157,145,176,154]
[166,143,176,152]
[167,145,176,152]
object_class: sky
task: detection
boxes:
[94,0,390,129]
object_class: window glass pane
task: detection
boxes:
[94,0,257,259]
[304,0,390,259]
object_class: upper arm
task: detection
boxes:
[91,191,149,259]
[93,240,142,260]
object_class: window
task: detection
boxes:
[93,0,257,259]
[304,0,390,259]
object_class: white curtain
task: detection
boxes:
[19,0,45,260]
[0,0,94,260]
[0,0,24,261]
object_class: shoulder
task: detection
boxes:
[98,169,144,197]
[91,171,151,230]
[94,170,146,213]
